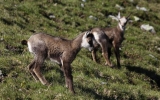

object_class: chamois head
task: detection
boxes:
[81,31,94,51]
[117,12,131,29]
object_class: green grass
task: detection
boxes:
[0,0,160,99]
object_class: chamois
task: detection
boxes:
[91,12,131,68]
[22,31,94,94]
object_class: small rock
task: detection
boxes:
[133,16,140,21]
[149,54,157,60]
[0,70,4,81]
[81,3,84,7]
[115,4,124,10]
[108,15,119,21]
[136,5,148,11]
[89,15,97,20]
[0,70,2,76]
[49,14,55,19]
[0,38,4,41]
[157,48,160,51]
[128,0,134,2]
[140,24,156,34]
[101,82,107,85]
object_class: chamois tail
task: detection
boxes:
[21,40,27,45]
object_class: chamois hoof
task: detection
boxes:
[46,83,52,87]
[65,85,76,94]
[117,66,121,69]
[42,81,50,86]
[104,63,114,68]
[72,90,76,94]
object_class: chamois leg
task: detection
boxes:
[58,63,63,72]
[27,60,39,81]
[63,62,75,94]
[91,48,98,62]
[33,54,49,85]
[114,46,121,68]
[99,42,112,67]
[58,63,64,78]
[108,47,112,60]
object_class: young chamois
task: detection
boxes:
[21,31,94,94]
[91,12,131,68]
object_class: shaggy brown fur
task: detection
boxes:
[91,12,131,68]
[22,32,94,94]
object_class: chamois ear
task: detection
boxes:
[117,12,121,19]
[86,31,93,38]
[21,40,27,45]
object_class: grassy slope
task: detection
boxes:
[0,0,160,99]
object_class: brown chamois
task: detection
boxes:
[91,12,131,68]
[22,31,94,94]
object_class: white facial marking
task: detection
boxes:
[119,23,123,31]
[119,17,127,31]
[120,17,127,25]
[81,32,94,51]
[81,33,90,48]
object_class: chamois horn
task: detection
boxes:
[126,13,131,19]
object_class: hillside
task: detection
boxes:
[0,0,160,99]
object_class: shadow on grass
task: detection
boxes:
[126,65,160,89]
[76,84,113,100]
[44,65,112,99]
[43,64,64,84]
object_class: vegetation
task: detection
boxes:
[0,0,160,99]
